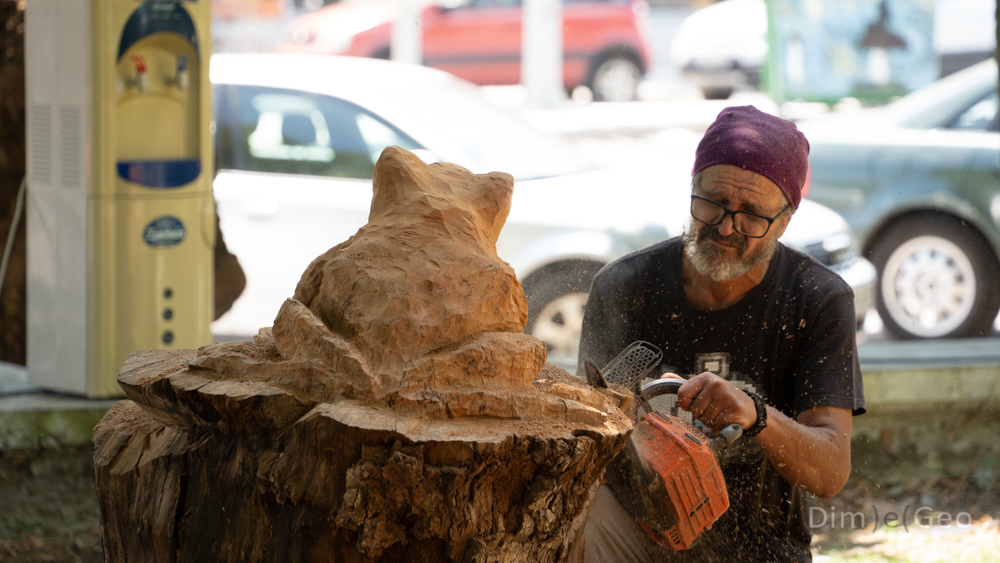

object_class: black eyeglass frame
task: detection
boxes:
[689,194,789,239]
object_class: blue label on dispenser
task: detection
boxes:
[117,159,201,188]
[143,216,186,248]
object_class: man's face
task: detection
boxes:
[683,165,792,282]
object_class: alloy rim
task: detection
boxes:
[530,292,589,364]
[881,235,977,338]
[593,58,641,102]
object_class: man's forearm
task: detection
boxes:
[754,405,853,499]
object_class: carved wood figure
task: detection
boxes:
[93,146,632,562]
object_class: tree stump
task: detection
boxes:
[93,147,632,562]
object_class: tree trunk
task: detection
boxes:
[0,0,26,365]
[94,351,628,562]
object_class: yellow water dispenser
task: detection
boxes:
[25,0,213,398]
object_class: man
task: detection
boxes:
[577,105,865,562]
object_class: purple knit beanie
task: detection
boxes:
[692,105,810,210]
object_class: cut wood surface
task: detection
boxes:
[94,147,632,562]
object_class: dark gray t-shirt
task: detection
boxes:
[578,237,865,562]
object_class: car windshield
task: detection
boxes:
[374,83,595,181]
[874,59,998,130]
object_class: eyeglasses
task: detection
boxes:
[690,194,789,239]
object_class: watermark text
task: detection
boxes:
[810,505,975,532]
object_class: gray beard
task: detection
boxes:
[683,223,779,282]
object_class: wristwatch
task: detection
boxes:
[742,389,768,437]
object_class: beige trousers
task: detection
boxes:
[582,485,684,563]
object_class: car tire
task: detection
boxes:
[524,261,604,364]
[871,217,1000,339]
[701,86,734,100]
[585,51,642,102]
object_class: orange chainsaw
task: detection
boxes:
[585,341,742,550]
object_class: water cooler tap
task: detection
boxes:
[123,54,148,91]
[165,55,189,91]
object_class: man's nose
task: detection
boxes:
[717,212,737,236]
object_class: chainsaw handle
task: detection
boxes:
[711,423,743,452]
[640,379,744,451]
[639,378,684,400]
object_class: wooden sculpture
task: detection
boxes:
[93,146,631,562]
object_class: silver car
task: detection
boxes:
[210,54,875,365]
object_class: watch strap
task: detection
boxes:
[742,389,768,437]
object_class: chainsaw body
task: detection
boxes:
[629,409,732,549]
[589,342,741,551]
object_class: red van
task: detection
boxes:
[276,0,652,102]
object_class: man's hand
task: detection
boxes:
[669,372,757,433]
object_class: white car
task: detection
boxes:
[210,53,875,365]
[669,0,767,100]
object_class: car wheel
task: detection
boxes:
[701,87,733,100]
[871,218,1000,339]
[586,53,642,102]
[524,261,604,364]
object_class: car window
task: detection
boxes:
[946,90,999,132]
[878,60,997,130]
[231,85,421,179]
